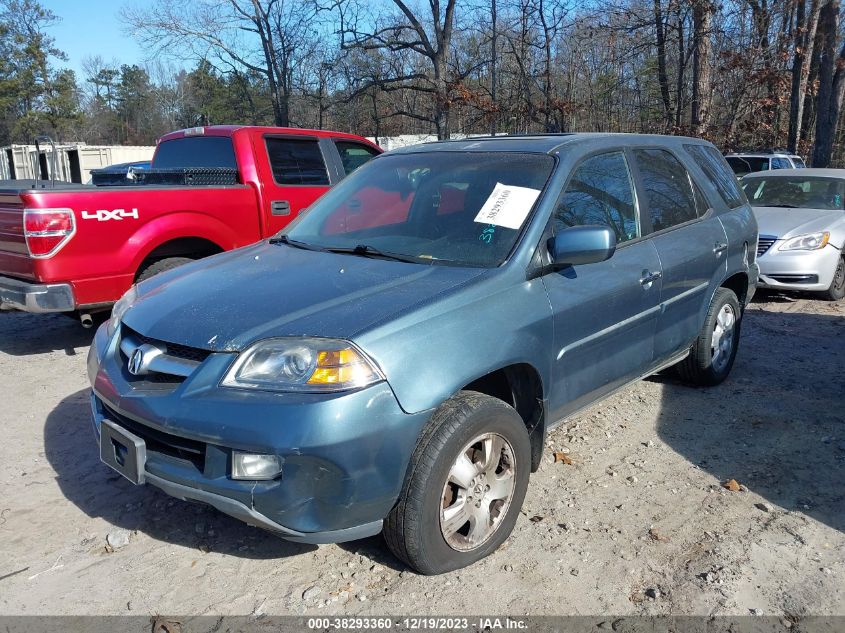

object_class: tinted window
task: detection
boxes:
[792,157,806,168]
[684,144,745,209]
[555,152,639,243]
[726,156,769,175]
[265,138,329,185]
[285,152,555,267]
[634,149,698,232]
[153,137,237,169]
[771,157,791,169]
[335,141,380,175]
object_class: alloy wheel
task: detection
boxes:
[711,303,736,372]
[440,432,516,552]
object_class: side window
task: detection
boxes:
[771,157,791,170]
[684,144,746,209]
[554,151,639,243]
[633,149,698,232]
[265,137,329,186]
[335,141,380,175]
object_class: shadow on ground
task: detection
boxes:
[44,388,317,560]
[653,307,845,534]
[0,312,95,356]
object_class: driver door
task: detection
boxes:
[543,151,662,421]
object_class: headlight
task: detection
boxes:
[778,232,830,251]
[107,285,137,336]
[221,337,384,393]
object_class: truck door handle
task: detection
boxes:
[713,241,728,254]
[639,270,662,286]
[271,200,291,216]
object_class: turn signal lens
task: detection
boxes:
[24,208,75,258]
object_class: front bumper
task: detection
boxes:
[0,275,75,312]
[757,243,841,291]
[88,323,432,543]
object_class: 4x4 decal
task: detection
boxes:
[81,208,139,222]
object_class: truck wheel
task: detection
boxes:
[823,256,845,301]
[136,257,194,283]
[383,391,531,575]
[677,287,741,386]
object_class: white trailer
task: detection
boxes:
[1,142,155,183]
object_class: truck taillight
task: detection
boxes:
[24,208,76,258]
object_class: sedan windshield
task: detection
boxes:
[742,176,845,211]
[281,151,555,267]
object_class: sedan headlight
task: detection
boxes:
[107,285,137,336]
[778,232,830,251]
[222,337,384,393]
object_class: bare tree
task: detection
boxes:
[812,0,845,166]
[121,0,320,127]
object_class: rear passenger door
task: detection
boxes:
[257,135,335,235]
[544,151,663,421]
[630,148,728,362]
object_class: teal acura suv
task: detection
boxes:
[88,134,758,574]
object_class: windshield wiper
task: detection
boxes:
[324,244,423,263]
[268,234,324,251]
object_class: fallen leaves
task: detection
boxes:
[553,451,573,465]
[648,527,669,542]
[722,479,742,492]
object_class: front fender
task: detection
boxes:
[357,275,554,415]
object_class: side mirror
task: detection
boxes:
[547,225,617,268]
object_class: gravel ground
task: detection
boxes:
[0,292,842,618]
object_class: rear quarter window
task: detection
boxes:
[685,144,747,209]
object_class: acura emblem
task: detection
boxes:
[128,348,144,375]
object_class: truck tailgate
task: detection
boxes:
[0,192,34,279]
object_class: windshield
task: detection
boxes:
[726,156,769,175]
[282,151,555,267]
[742,176,845,210]
[152,136,237,169]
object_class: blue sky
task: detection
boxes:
[43,0,148,78]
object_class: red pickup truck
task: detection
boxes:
[0,125,381,324]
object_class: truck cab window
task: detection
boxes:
[335,141,380,175]
[265,138,330,186]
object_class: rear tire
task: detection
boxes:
[677,287,741,386]
[136,257,194,283]
[824,256,845,301]
[384,391,531,575]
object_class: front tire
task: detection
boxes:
[824,256,845,301]
[677,287,741,386]
[384,391,531,575]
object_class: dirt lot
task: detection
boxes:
[0,292,843,619]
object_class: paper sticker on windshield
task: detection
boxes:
[473,183,541,229]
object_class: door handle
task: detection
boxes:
[271,200,291,216]
[639,270,662,286]
[713,241,728,254]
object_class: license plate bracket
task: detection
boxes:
[100,419,147,485]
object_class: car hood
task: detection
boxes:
[752,206,844,239]
[122,242,489,352]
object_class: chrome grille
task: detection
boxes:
[118,326,211,387]
[757,235,777,257]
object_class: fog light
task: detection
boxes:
[231,452,282,480]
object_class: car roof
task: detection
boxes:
[742,168,845,179]
[386,133,711,155]
[726,152,800,158]
[157,125,374,144]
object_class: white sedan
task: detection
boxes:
[742,169,845,301]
